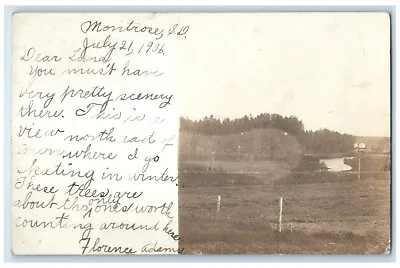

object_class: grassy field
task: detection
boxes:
[178,155,391,254]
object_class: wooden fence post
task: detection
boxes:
[279,197,283,232]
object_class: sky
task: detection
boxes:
[178,13,391,137]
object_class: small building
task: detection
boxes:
[358,143,366,149]
[354,142,367,153]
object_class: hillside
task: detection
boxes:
[180,114,357,155]
[355,136,390,154]
[179,128,303,166]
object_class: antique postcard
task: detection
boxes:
[11,12,390,255]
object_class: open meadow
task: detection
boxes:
[178,155,391,254]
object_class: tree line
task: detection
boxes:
[180,113,356,154]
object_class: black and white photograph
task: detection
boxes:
[178,13,391,254]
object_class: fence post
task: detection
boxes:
[358,157,361,181]
[279,197,283,232]
[217,195,221,213]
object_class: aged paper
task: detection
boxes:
[12,12,391,256]
[12,13,182,255]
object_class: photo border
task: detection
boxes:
[3,4,396,263]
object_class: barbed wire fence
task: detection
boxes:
[179,154,391,233]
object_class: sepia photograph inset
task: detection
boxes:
[178,13,391,254]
